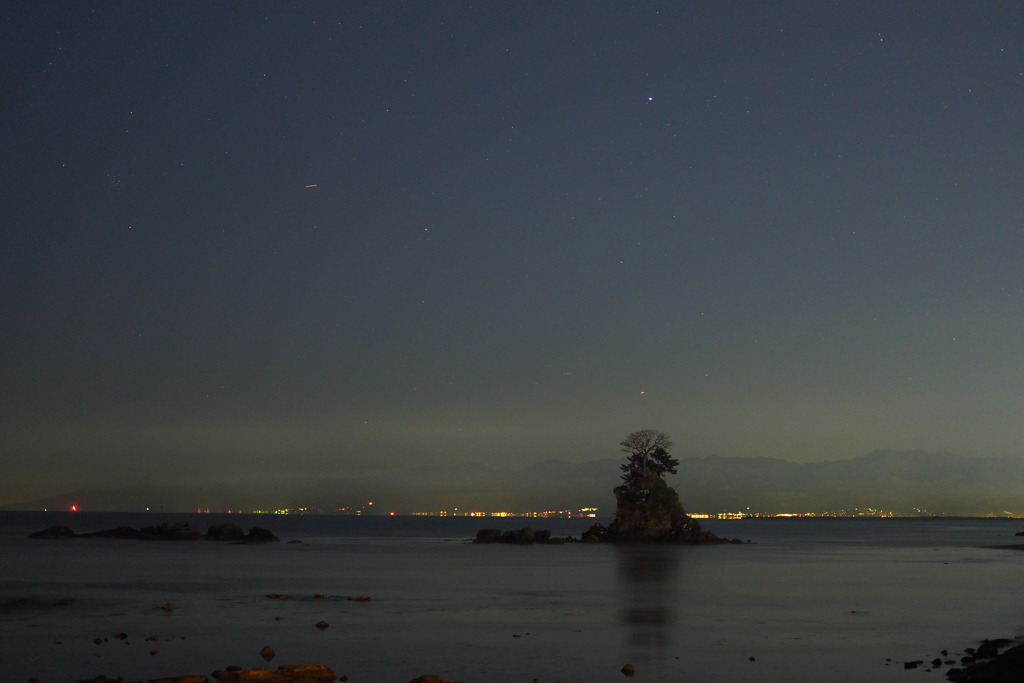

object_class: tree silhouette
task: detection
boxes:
[619,429,680,485]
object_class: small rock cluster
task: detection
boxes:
[472,528,574,544]
[74,666,475,683]
[899,637,1024,681]
[945,638,1024,682]
[77,663,337,682]
[30,522,279,543]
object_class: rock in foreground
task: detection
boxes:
[78,663,336,683]
[946,639,1024,682]
[213,663,336,682]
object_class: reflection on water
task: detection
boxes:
[615,544,681,660]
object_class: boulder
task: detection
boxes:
[212,664,336,682]
[947,640,1024,683]
[473,529,501,543]
[500,528,535,544]
[244,527,280,543]
[138,522,203,541]
[975,638,1014,659]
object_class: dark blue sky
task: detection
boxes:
[3,2,1023,508]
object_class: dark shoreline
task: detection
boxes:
[68,637,1024,683]
[899,637,1024,682]
[946,638,1024,682]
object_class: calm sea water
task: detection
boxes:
[1,512,1023,682]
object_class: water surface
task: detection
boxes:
[1,513,1022,682]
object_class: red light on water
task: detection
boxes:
[70,504,78,512]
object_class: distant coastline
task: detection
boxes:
[5,450,1024,518]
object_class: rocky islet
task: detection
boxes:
[29,521,279,543]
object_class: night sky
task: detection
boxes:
[3,2,1023,509]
